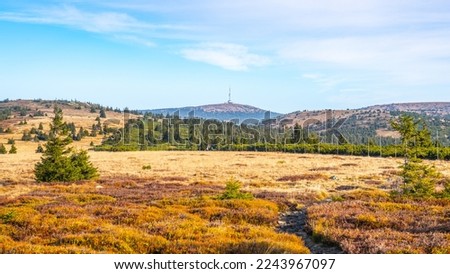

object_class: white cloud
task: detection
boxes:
[181,43,269,71]
[2,0,450,98]
[0,6,143,33]
[104,1,450,37]
[107,0,450,84]
[0,5,191,46]
[282,31,450,86]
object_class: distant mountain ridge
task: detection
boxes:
[2,99,450,144]
[280,102,450,123]
[142,102,283,121]
[362,102,450,114]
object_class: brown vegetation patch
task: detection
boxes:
[160,176,189,182]
[97,182,221,204]
[335,185,360,191]
[309,167,339,172]
[364,180,383,186]
[0,181,19,187]
[341,163,359,167]
[277,174,328,182]
[255,191,329,208]
[332,156,346,160]
[382,170,401,176]
[307,199,450,254]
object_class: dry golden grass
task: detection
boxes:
[2,149,450,197]
[0,179,309,254]
[2,100,449,196]
[2,148,450,254]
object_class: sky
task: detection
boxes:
[1,0,450,114]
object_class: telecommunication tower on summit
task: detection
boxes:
[228,87,232,104]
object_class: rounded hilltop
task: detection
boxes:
[198,102,267,113]
[143,102,283,121]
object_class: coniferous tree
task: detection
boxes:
[99,109,106,118]
[391,115,440,198]
[9,144,17,154]
[21,131,32,141]
[36,144,44,153]
[0,144,6,154]
[34,107,98,182]
[292,123,302,144]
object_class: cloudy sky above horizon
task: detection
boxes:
[1,0,450,113]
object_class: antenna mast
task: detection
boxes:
[228,87,232,104]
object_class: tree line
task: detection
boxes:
[94,114,450,160]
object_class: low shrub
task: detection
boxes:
[219,180,253,200]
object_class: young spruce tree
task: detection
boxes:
[9,144,17,154]
[0,144,7,154]
[35,144,44,153]
[35,107,98,182]
[391,115,440,198]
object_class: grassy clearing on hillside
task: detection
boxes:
[0,180,309,254]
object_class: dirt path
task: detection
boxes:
[278,209,345,254]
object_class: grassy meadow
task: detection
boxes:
[1,105,450,254]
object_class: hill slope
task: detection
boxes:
[2,99,450,147]
[363,102,450,114]
[0,99,135,152]
[279,102,450,145]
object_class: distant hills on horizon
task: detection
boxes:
[142,101,450,122]
[2,99,450,144]
[3,98,450,119]
[142,101,450,145]
[141,102,283,122]
[3,98,450,122]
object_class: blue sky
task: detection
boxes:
[1,0,450,113]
